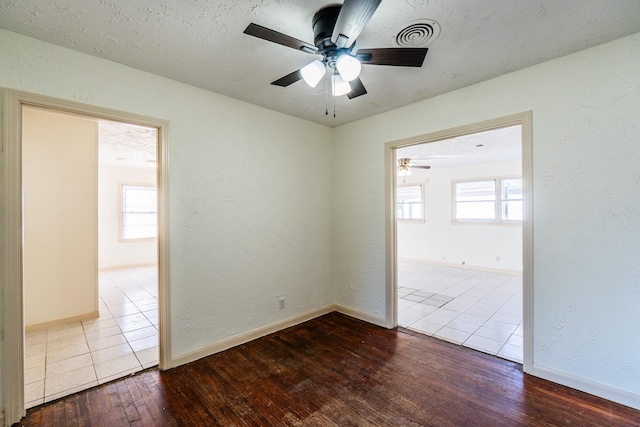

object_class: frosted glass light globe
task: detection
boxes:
[336,54,362,82]
[331,74,351,96]
[301,60,326,87]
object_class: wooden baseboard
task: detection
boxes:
[171,305,335,368]
[25,311,99,332]
[171,304,392,369]
[531,364,640,411]
[333,304,387,328]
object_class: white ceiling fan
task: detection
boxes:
[397,157,431,177]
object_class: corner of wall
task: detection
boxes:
[333,304,387,328]
[328,126,339,307]
[0,87,6,418]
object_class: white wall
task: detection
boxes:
[0,29,333,367]
[98,165,157,269]
[398,160,522,272]
[22,107,99,327]
[333,32,640,408]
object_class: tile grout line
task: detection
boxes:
[26,266,158,408]
[398,262,523,362]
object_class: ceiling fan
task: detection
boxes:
[243,0,429,99]
[398,157,430,177]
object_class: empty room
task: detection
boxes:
[1,0,640,425]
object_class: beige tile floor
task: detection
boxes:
[24,266,158,408]
[398,260,523,363]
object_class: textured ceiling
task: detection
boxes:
[1,1,640,127]
[397,125,521,169]
[99,121,157,168]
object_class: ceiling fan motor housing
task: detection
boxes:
[313,6,340,49]
[312,5,355,67]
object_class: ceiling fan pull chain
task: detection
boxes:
[325,77,329,116]
[333,95,336,118]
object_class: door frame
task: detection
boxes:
[2,89,172,424]
[384,111,533,373]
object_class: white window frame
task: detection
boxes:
[396,183,425,222]
[452,176,522,224]
[120,183,158,240]
[499,177,524,223]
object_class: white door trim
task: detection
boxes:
[2,89,172,425]
[384,111,533,372]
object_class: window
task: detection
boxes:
[121,184,157,239]
[454,180,496,220]
[397,184,424,221]
[453,177,522,223]
[500,178,523,221]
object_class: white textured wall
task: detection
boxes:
[398,160,522,272]
[0,29,333,363]
[98,165,157,269]
[334,32,640,407]
[22,107,99,327]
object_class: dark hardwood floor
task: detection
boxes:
[16,312,640,426]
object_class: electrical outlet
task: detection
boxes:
[496,256,501,262]
[278,296,285,310]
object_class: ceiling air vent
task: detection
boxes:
[393,19,440,47]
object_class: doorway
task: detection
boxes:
[384,112,533,372]
[22,108,160,407]
[2,89,171,424]
[395,125,523,362]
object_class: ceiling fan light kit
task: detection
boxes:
[302,53,361,90]
[301,59,327,87]
[243,0,429,106]
[335,54,362,81]
[397,165,412,177]
[332,73,352,96]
